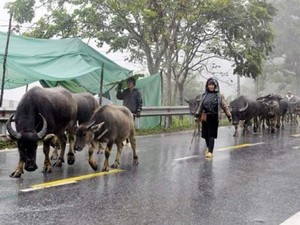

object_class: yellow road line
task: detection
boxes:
[216,142,265,151]
[20,169,124,192]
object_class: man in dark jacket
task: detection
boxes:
[116,77,143,118]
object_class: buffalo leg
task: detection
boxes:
[233,124,239,137]
[10,159,25,178]
[44,134,60,160]
[102,143,113,172]
[66,131,76,165]
[129,135,139,165]
[53,133,67,167]
[42,141,52,173]
[111,142,123,169]
[253,117,258,133]
[88,141,98,171]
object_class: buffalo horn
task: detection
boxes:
[239,102,249,112]
[43,134,55,141]
[86,120,96,130]
[37,113,47,139]
[96,128,108,140]
[91,121,105,132]
[6,114,21,140]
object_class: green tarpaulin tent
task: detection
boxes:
[0,31,132,93]
[0,32,162,128]
[110,73,162,128]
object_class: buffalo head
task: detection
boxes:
[6,113,47,172]
[74,121,105,152]
[184,94,201,115]
[230,102,249,125]
[264,100,280,117]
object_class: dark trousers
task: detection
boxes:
[205,137,215,153]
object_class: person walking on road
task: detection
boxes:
[195,77,232,159]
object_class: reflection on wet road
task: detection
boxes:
[1,125,300,224]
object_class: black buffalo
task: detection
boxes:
[6,86,77,178]
[286,95,300,124]
[257,94,288,132]
[74,105,138,171]
[50,92,100,160]
[229,95,259,137]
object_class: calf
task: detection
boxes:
[184,94,202,136]
[74,105,138,171]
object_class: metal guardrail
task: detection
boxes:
[0,106,191,135]
[139,106,190,116]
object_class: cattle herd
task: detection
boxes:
[185,92,300,137]
[5,86,139,178]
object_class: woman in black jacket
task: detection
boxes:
[195,77,231,159]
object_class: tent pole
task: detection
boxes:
[0,13,13,108]
[99,63,104,105]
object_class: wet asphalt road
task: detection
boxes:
[1,125,300,225]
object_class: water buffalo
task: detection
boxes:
[279,98,289,128]
[184,94,201,115]
[6,86,77,178]
[264,100,280,133]
[74,104,138,171]
[257,93,288,132]
[286,95,300,124]
[184,94,202,136]
[50,92,100,160]
[229,95,259,137]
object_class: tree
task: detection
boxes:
[270,0,300,90]
[6,0,276,105]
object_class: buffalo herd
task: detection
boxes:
[6,85,300,178]
[6,86,139,178]
[186,93,300,137]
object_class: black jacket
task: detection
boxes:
[116,88,143,114]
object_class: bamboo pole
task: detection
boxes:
[0,13,13,107]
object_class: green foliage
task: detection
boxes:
[6,0,276,105]
[0,139,17,150]
[271,0,300,76]
[5,0,35,23]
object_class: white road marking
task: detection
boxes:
[280,212,300,225]
[291,134,300,137]
[174,155,200,161]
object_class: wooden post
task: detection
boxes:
[98,63,104,106]
[159,69,163,126]
[0,13,13,107]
